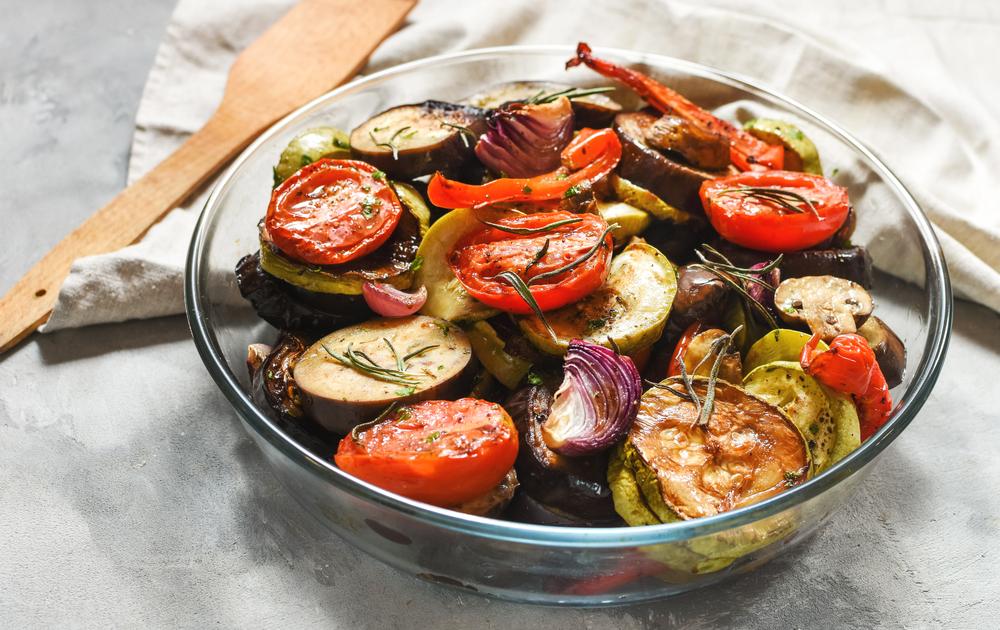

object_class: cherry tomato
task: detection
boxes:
[427,128,621,209]
[265,158,403,266]
[567,43,784,171]
[800,333,893,440]
[700,170,850,252]
[448,211,613,314]
[335,399,519,507]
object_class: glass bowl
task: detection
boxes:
[185,46,951,605]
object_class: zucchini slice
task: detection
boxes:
[742,361,861,473]
[743,119,822,175]
[258,182,430,295]
[518,240,677,355]
[464,320,532,389]
[272,126,351,185]
[620,379,810,521]
[743,329,829,374]
[611,174,695,223]
[596,200,651,246]
[413,208,501,323]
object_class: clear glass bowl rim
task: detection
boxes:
[185,44,952,549]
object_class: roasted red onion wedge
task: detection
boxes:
[542,339,642,456]
[475,96,574,177]
[361,281,427,317]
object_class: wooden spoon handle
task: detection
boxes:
[0,114,251,353]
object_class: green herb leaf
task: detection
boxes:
[495,270,557,342]
[526,372,544,386]
[479,216,582,235]
[528,223,618,286]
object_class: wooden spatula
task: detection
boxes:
[0,0,415,354]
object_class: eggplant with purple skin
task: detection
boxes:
[235,252,368,333]
[350,100,487,180]
[613,111,724,216]
[858,316,906,388]
[644,115,730,171]
[708,240,874,289]
[504,385,619,523]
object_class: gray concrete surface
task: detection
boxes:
[1,1,998,628]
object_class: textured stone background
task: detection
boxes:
[1,1,998,627]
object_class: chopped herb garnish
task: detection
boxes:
[830,168,840,178]
[372,169,386,181]
[522,185,533,194]
[555,172,569,181]
[526,372,544,386]
[425,431,442,444]
[586,318,607,330]
[272,166,281,188]
[395,386,417,396]
[563,184,582,199]
[300,154,314,168]
[360,195,381,218]
[409,255,424,272]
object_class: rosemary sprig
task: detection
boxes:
[495,270,557,342]
[527,223,618,285]
[437,119,477,148]
[649,325,743,426]
[368,126,411,160]
[688,245,782,330]
[526,86,616,105]
[322,342,421,386]
[715,186,820,218]
[383,337,404,371]
[525,238,550,274]
[479,217,583,235]
[402,344,440,363]
[350,402,400,442]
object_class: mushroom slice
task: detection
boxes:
[773,275,873,341]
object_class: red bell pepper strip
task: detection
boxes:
[427,127,621,209]
[800,333,892,440]
[566,42,784,172]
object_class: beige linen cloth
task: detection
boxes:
[42,0,1000,331]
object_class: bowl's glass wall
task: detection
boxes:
[187,48,949,604]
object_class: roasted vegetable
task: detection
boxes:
[700,170,851,253]
[801,333,893,440]
[258,182,429,295]
[414,208,501,323]
[293,316,476,433]
[743,119,822,175]
[596,200,651,246]
[362,282,427,317]
[611,379,809,521]
[475,96,574,177]
[465,320,533,390]
[235,252,368,332]
[349,100,486,179]
[505,384,618,522]
[568,43,784,171]
[428,127,622,208]
[610,173,696,223]
[780,246,873,289]
[645,115,730,171]
[774,275,873,341]
[671,328,743,384]
[542,340,641,456]
[743,361,861,473]
[743,328,828,374]
[247,332,309,421]
[665,264,730,338]
[273,126,351,185]
[858,316,906,388]
[518,240,677,355]
[463,80,623,128]
[452,469,519,517]
[335,398,518,507]
[613,111,719,216]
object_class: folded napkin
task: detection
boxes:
[42,0,1000,331]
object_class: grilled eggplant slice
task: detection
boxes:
[247,332,309,421]
[610,174,695,224]
[613,379,810,521]
[463,80,623,128]
[518,240,677,355]
[350,101,486,180]
[293,316,476,433]
[858,316,906,388]
[504,384,618,522]
[781,246,873,289]
[235,252,368,332]
[613,111,723,216]
[743,361,861,473]
[645,115,730,171]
